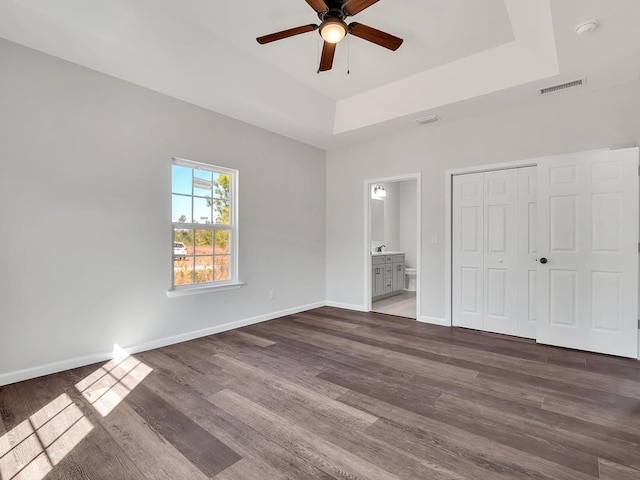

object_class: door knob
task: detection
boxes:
[539,257,548,264]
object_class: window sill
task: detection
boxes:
[166,282,245,298]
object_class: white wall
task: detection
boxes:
[0,39,326,385]
[326,80,640,322]
[398,180,417,269]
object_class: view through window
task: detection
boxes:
[171,158,238,288]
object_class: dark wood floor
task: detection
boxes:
[2,307,640,480]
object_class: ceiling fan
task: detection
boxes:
[256,0,403,73]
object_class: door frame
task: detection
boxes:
[364,173,422,318]
[444,149,611,328]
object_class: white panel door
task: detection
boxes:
[483,169,519,335]
[517,167,538,339]
[536,148,639,358]
[453,173,484,330]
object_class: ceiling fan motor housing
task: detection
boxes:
[317,0,349,20]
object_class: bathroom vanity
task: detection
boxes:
[371,252,405,300]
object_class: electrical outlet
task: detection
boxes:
[270,289,276,300]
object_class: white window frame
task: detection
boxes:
[167,157,242,297]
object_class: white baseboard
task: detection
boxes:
[418,315,451,327]
[0,301,325,387]
[324,301,368,312]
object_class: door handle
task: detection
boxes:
[539,257,548,264]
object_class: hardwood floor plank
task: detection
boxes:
[321,369,598,477]
[226,330,277,347]
[42,425,146,480]
[0,398,7,436]
[188,335,349,398]
[210,389,404,480]
[141,369,336,480]
[136,348,226,395]
[205,361,461,479]
[216,457,293,480]
[305,307,414,329]
[264,334,415,382]
[202,353,379,430]
[442,346,640,398]
[317,369,443,410]
[411,370,544,408]
[434,393,640,471]
[250,320,479,382]
[542,395,640,437]
[448,356,640,413]
[124,382,241,477]
[432,394,601,475]
[598,458,640,480]
[341,391,598,480]
[288,315,451,363]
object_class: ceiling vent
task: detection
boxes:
[539,78,586,96]
[415,115,439,125]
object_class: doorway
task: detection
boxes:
[365,174,421,320]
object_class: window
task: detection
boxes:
[170,158,239,292]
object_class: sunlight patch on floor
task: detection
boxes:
[74,345,153,417]
[0,393,93,480]
[0,346,153,479]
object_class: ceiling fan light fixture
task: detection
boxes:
[320,18,347,43]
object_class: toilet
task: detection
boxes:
[405,268,417,291]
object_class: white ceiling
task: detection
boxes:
[0,0,639,149]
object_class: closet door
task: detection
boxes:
[483,169,519,336]
[517,167,538,339]
[452,173,484,330]
[536,148,638,357]
[453,167,531,337]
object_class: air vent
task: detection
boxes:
[415,116,439,125]
[539,78,586,96]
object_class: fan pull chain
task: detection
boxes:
[347,34,351,74]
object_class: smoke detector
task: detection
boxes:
[415,116,439,126]
[575,21,598,36]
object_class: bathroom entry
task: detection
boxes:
[366,176,420,319]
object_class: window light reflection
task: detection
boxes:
[74,346,152,417]
[0,394,93,480]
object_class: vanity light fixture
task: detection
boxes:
[373,184,387,197]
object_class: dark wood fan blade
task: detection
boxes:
[257,24,318,44]
[318,41,337,72]
[349,22,403,50]
[343,0,379,16]
[306,0,328,12]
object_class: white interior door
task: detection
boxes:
[452,173,484,330]
[483,169,519,335]
[536,148,639,358]
[453,170,522,336]
[517,167,538,339]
